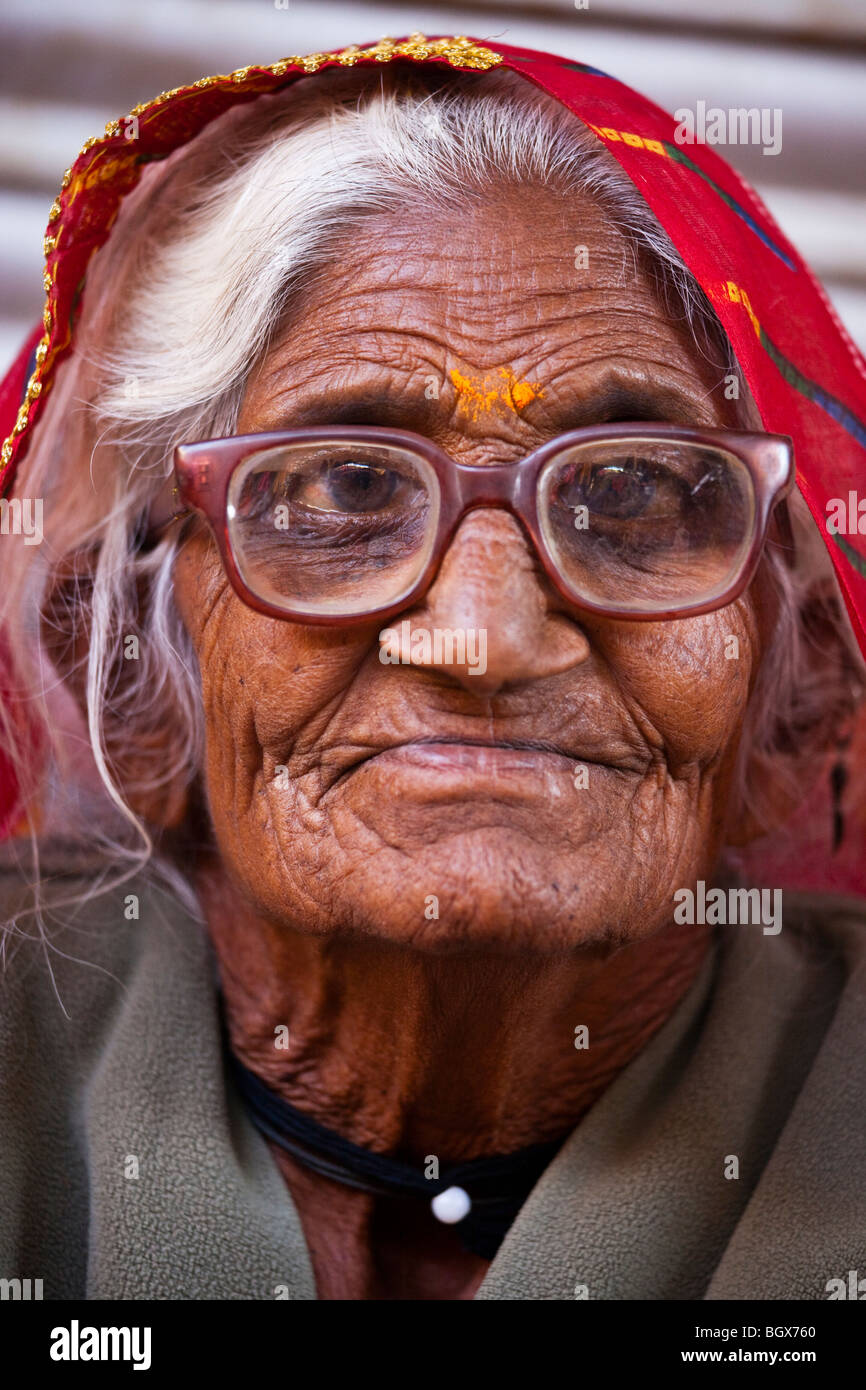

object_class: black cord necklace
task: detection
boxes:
[226,1045,564,1260]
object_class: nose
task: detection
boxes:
[382,510,591,695]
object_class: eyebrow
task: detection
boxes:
[266,377,704,433]
[561,380,702,427]
[281,391,435,430]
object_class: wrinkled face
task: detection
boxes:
[172,185,769,954]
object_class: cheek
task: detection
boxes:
[242,625,374,761]
[172,534,374,771]
[601,602,759,769]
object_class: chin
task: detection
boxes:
[281,827,653,957]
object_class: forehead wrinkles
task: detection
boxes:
[272,186,667,357]
[263,274,690,392]
[254,297,705,417]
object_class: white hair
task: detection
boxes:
[0,64,861,954]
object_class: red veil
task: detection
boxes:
[1,34,865,887]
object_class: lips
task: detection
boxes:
[297,704,653,799]
[328,736,589,789]
[371,737,574,767]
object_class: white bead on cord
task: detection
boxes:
[431,1185,472,1224]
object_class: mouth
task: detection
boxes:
[330,736,588,788]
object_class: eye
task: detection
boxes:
[583,462,658,519]
[302,460,399,514]
[555,458,686,522]
[235,458,407,523]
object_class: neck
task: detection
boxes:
[199,866,709,1297]
[200,867,709,1159]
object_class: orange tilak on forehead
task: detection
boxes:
[449,367,544,421]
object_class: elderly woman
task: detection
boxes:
[0,35,865,1303]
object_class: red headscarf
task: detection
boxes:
[2,33,865,880]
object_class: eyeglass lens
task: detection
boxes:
[537,438,755,614]
[228,440,440,616]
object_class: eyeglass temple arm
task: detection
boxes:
[143,482,192,541]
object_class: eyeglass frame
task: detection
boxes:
[164,422,795,625]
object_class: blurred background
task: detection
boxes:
[0,0,864,371]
